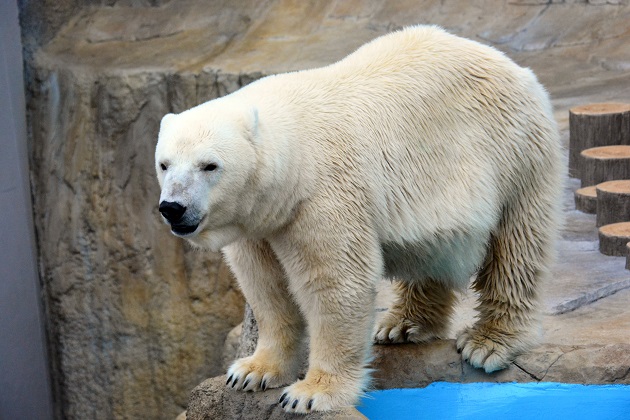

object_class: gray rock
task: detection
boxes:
[540,344,630,384]
[187,376,366,420]
[372,341,630,388]
[371,341,463,389]
[237,304,259,359]
[222,323,243,372]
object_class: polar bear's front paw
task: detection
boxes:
[456,326,527,373]
[374,312,442,344]
[226,353,296,392]
[277,369,361,413]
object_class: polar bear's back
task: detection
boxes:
[336,26,535,87]
[233,26,561,280]
[313,25,557,177]
[298,27,560,237]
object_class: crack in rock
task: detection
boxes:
[513,361,542,381]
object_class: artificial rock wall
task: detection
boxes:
[27,65,251,418]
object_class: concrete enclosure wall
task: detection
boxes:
[0,1,54,418]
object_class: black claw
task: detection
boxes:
[231,377,238,388]
[292,400,298,409]
[282,399,289,408]
[307,399,313,411]
[243,379,250,389]
[278,393,287,404]
[226,375,233,385]
[261,379,267,390]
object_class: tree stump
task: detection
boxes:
[575,185,597,214]
[598,222,630,256]
[569,103,630,177]
[596,180,630,227]
[579,146,630,187]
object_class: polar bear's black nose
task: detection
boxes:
[159,201,186,223]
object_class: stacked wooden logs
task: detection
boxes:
[570,103,630,269]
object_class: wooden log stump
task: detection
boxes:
[569,103,630,177]
[579,145,630,187]
[598,222,630,256]
[575,185,597,213]
[596,180,630,227]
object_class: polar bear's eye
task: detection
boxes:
[203,163,218,172]
[160,163,168,171]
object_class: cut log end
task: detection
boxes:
[596,179,630,194]
[598,222,630,257]
[570,103,630,116]
[596,180,630,227]
[579,146,630,187]
[581,145,630,160]
[575,185,597,214]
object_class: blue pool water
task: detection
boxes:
[357,382,630,419]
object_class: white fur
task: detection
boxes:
[155,26,562,413]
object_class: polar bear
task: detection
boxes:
[155,26,562,413]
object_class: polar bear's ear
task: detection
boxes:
[160,113,176,131]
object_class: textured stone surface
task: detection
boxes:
[22,0,630,419]
[18,0,82,57]
[27,63,248,419]
[37,0,630,109]
[187,376,366,420]
[222,323,242,372]
[236,304,259,360]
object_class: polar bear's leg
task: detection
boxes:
[223,239,304,392]
[269,205,381,413]
[374,279,456,344]
[456,184,554,373]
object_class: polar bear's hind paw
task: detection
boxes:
[456,326,533,373]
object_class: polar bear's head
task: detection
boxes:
[155,104,258,251]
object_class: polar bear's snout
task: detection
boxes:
[158,200,200,236]
[159,200,186,223]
